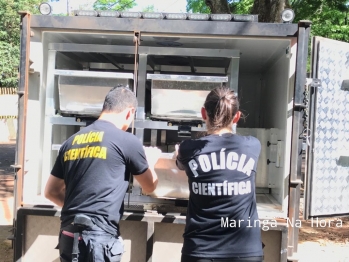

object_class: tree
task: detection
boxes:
[251,0,290,22]
[291,0,348,22]
[186,0,349,40]
[233,0,254,14]
[187,0,211,13]
[142,5,155,13]
[305,1,349,42]
[205,0,230,13]
[0,0,41,87]
[187,0,254,14]
[93,0,136,11]
[187,0,288,20]
[286,0,349,42]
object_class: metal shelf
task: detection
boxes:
[49,116,86,126]
[134,119,206,131]
[54,69,134,79]
[51,144,62,151]
[147,74,228,82]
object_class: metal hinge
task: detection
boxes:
[297,78,321,150]
[7,235,15,241]
[10,164,21,178]
[341,79,349,91]
[11,164,22,171]
[290,179,303,185]
[178,125,192,138]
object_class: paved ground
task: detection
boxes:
[0,225,12,262]
[0,142,348,262]
[0,143,15,262]
[0,143,15,226]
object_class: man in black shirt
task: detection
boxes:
[45,86,160,262]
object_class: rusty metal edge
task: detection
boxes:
[29,15,299,37]
[287,21,311,262]
[13,11,31,262]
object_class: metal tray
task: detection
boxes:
[148,74,228,120]
[58,73,133,116]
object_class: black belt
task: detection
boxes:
[70,214,95,262]
[63,214,120,262]
[61,230,82,240]
[62,215,119,237]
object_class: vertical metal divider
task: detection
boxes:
[130,32,155,262]
[281,227,288,262]
[287,20,311,261]
[227,57,240,95]
[304,83,318,220]
[131,52,148,197]
[127,32,141,208]
[150,130,157,146]
[14,208,25,261]
[227,56,240,134]
[303,37,320,220]
[131,31,140,134]
[146,221,155,262]
[40,50,57,196]
[13,12,31,261]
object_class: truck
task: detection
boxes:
[10,5,349,262]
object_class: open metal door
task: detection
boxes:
[304,36,349,219]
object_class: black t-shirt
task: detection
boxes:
[51,120,148,233]
[176,133,263,258]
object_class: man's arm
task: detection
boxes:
[133,168,158,194]
[44,175,65,207]
[124,132,161,194]
[133,146,161,194]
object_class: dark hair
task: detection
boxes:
[204,86,239,133]
[102,85,138,113]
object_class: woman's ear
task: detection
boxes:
[233,111,241,124]
[201,107,207,120]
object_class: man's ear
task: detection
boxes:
[125,108,132,121]
[201,107,207,120]
[233,111,241,124]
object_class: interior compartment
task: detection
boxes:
[148,74,228,120]
[25,31,296,219]
[58,74,133,117]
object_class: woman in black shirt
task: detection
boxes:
[176,86,263,262]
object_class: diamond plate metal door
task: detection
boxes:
[305,37,349,218]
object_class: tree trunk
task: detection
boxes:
[205,0,231,14]
[251,0,291,23]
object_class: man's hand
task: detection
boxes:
[134,147,161,194]
[143,146,162,168]
[44,175,65,207]
[133,169,158,194]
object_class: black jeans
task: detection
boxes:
[58,224,124,262]
[181,254,264,262]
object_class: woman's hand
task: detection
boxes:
[173,144,179,160]
[144,146,162,168]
